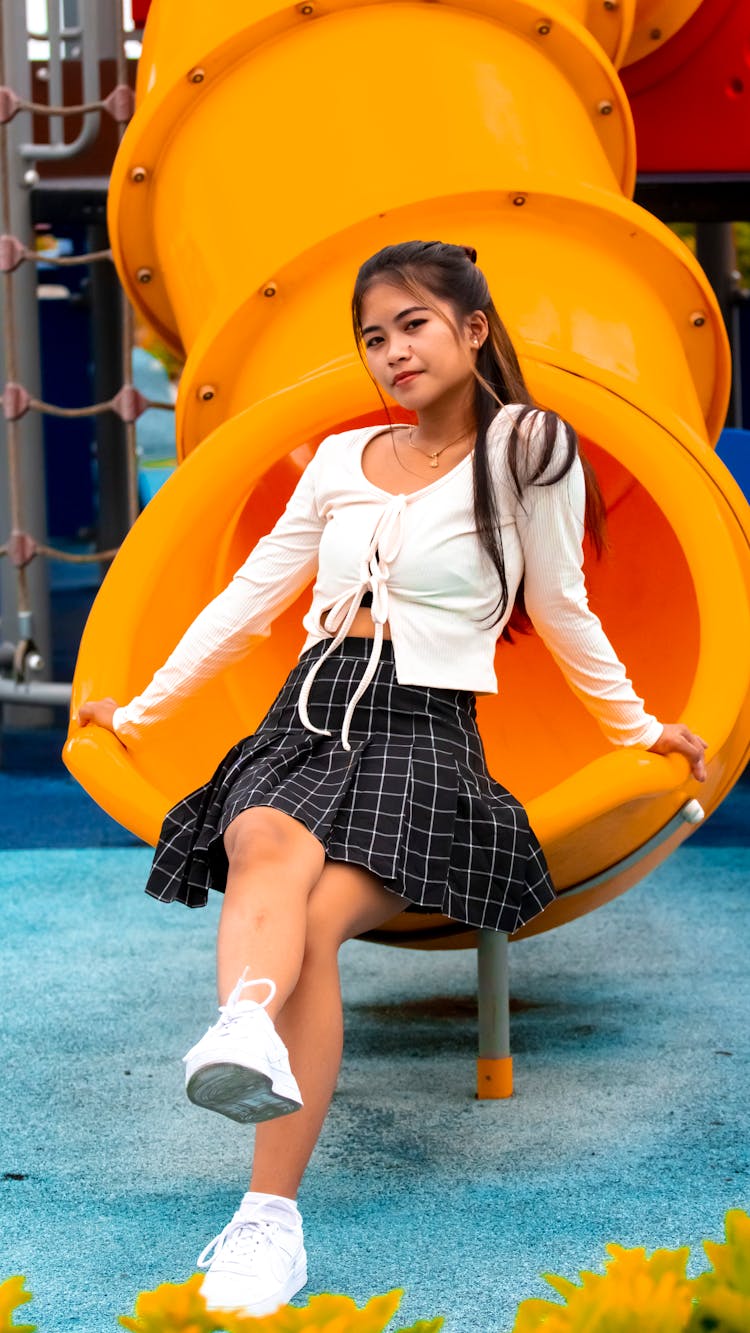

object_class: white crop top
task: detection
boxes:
[112,405,663,753]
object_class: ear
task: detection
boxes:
[466,310,489,349]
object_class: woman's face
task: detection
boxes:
[359,279,483,415]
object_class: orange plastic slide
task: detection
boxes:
[65,0,750,950]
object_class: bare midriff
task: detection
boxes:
[345,607,392,640]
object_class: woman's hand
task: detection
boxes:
[77,697,119,734]
[648,723,708,782]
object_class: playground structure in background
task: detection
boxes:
[64,0,750,1094]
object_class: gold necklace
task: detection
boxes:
[401,424,472,469]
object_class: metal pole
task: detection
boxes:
[91,0,122,59]
[0,0,53,728]
[0,679,71,706]
[476,929,513,1098]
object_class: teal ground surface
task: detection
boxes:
[1,739,749,1332]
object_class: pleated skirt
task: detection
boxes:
[144,637,557,934]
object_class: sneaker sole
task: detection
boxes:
[186,1062,303,1124]
[203,1255,308,1317]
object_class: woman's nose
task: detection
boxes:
[388,339,412,363]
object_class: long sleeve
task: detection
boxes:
[516,414,664,749]
[112,438,331,744]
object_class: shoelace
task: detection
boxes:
[184,970,279,1060]
[197,1212,282,1270]
[217,970,276,1025]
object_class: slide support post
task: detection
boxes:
[477,929,513,1098]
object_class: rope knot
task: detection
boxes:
[7,530,37,569]
[2,383,31,421]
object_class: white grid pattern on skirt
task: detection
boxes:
[144,638,556,935]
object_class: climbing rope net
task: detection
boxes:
[0,0,173,684]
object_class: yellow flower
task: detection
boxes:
[700,1208,750,1297]
[512,1242,693,1332]
[217,1289,404,1331]
[0,1277,36,1333]
[118,1271,229,1331]
[689,1284,750,1332]
[689,1208,750,1332]
[118,1277,442,1333]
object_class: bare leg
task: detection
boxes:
[249,861,409,1199]
[217,807,326,1016]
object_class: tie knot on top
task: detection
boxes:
[296,494,408,749]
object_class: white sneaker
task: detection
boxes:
[183,972,303,1124]
[198,1191,308,1317]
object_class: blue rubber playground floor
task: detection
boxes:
[1,726,749,1332]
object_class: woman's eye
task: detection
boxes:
[364,319,425,348]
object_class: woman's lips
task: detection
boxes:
[394,372,422,386]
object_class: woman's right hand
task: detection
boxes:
[647,723,708,782]
[77,697,119,734]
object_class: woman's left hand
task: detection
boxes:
[77,697,119,734]
[647,723,708,782]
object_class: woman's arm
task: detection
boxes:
[515,414,707,779]
[78,438,333,745]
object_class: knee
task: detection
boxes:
[303,888,348,960]
[224,808,322,882]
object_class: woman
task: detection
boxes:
[79,240,707,1317]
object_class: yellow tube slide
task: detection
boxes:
[65,0,750,950]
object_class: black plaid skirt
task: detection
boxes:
[144,637,556,934]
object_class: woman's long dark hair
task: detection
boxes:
[351,240,606,637]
